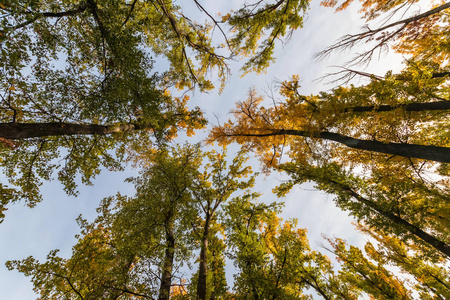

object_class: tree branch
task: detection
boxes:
[7,1,88,31]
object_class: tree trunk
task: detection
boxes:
[303,280,332,300]
[327,178,450,257]
[344,100,450,113]
[158,225,175,300]
[229,130,450,163]
[0,122,142,139]
[209,250,217,300]
[197,215,211,300]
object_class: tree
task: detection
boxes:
[6,216,153,299]
[7,144,203,299]
[325,237,412,300]
[188,149,255,300]
[116,144,204,300]
[0,0,313,219]
[210,65,450,165]
[318,0,450,67]
[0,0,205,217]
[275,161,450,257]
[223,0,310,74]
[6,143,205,299]
[357,224,450,300]
[223,194,422,299]
[209,63,450,261]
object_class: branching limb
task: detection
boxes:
[6,1,88,31]
[316,2,450,64]
[192,0,233,52]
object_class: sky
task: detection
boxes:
[0,0,410,298]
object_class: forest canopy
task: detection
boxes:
[1,0,449,299]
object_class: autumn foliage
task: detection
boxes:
[2,0,450,299]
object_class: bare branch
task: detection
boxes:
[315,2,450,64]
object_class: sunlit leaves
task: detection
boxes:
[225,0,310,74]
[210,65,450,172]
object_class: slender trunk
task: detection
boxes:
[0,122,143,139]
[158,225,175,300]
[229,130,450,163]
[303,279,331,300]
[327,179,450,257]
[272,248,288,300]
[197,214,211,300]
[244,256,259,299]
[209,250,216,300]
[344,100,450,113]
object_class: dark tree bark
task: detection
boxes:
[226,130,450,163]
[303,279,332,300]
[431,72,450,79]
[324,178,450,257]
[158,225,175,300]
[0,122,143,139]
[344,101,450,113]
[197,214,211,300]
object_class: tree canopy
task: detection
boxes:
[8,153,449,298]
[0,0,310,218]
[2,0,450,298]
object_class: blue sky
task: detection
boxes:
[0,1,409,298]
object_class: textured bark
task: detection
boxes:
[197,215,211,300]
[0,122,142,139]
[344,101,450,113]
[327,179,450,257]
[209,250,217,300]
[158,226,175,300]
[317,131,450,163]
[226,130,450,163]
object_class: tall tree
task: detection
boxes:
[275,161,450,257]
[209,63,450,263]
[6,216,152,299]
[0,0,312,218]
[224,194,418,299]
[189,149,255,300]
[357,224,450,300]
[325,237,412,300]
[6,143,204,299]
[0,0,206,216]
[118,144,204,300]
[210,65,450,166]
